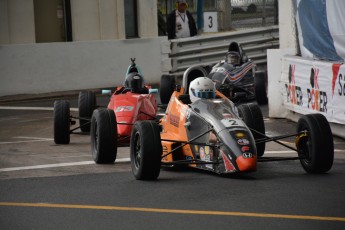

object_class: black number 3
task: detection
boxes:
[208,16,213,28]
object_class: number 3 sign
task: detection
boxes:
[203,12,218,33]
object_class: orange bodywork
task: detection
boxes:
[236,155,257,172]
[160,87,227,163]
[159,86,257,173]
[160,88,192,163]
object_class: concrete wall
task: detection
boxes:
[278,0,297,52]
[0,0,167,97]
[71,0,126,41]
[137,0,158,38]
[267,0,344,138]
[0,0,35,44]
[0,0,159,44]
[0,37,171,96]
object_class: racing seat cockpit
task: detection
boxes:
[121,58,148,94]
[228,42,248,65]
[179,66,210,104]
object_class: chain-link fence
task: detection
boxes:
[229,0,278,29]
[158,0,278,34]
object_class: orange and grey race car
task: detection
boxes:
[129,66,334,180]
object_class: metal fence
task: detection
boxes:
[158,0,279,32]
[230,0,278,28]
[169,25,279,76]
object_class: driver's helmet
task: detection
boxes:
[124,72,145,92]
[189,77,216,103]
[226,51,240,65]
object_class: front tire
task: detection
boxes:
[78,91,96,132]
[159,75,175,104]
[255,72,268,105]
[91,108,117,163]
[54,100,70,144]
[130,121,162,180]
[237,103,266,157]
[296,114,334,173]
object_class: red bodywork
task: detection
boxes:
[107,86,157,144]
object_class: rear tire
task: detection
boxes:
[78,91,96,132]
[296,114,334,173]
[130,121,162,180]
[91,108,117,163]
[54,100,70,144]
[237,103,266,157]
[159,75,175,104]
[255,72,268,105]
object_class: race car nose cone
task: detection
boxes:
[236,155,257,172]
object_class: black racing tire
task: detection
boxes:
[255,72,268,105]
[90,108,117,164]
[78,91,96,132]
[296,114,334,173]
[159,75,175,104]
[237,103,266,157]
[54,100,70,144]
[130,121,162,180]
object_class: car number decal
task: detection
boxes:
[115,106,134,112]
[221,118,243,127]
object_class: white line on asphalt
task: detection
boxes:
[0,106,78,111]
[0,158,131,172]
[0,117,19,122]
[1,149,344,173]
[334,141,345,144]
[14,136,53,140]
[265,150,344,154]
[265,150,295,154]
[0,136,54,145]
[0,139,54,145]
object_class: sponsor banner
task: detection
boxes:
[282,56,345,124]
[295,0,345,61]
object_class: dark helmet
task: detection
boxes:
[228,42,248,64]
[226,51,240,65]
[124,72,145,92]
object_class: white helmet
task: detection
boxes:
[189,77,216,103]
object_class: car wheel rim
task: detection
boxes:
[134,132,141,169]
[297,127,312,164]
[93,122,98,156]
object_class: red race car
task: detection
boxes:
[53,58,158,163]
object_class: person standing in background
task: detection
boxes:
[167,0,197,39]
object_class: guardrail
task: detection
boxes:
[169,26,279,75]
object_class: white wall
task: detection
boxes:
[137,0,158,38]
[0,0,167,97]
[267,0,345,138]
[0,0,159,44]
[71,0,126,41]
[278,0,297,52]
[0,37,171,96]
[0,0,10,43]
[70,0,160,40]
[0,0,35,44]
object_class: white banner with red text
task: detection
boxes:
[281,55,345,124]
